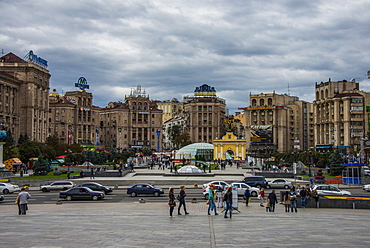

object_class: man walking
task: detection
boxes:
[267,190,278,212]
[207,184,218,215]
[17,188,31,215]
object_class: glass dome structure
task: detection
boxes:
[175,143,214,161]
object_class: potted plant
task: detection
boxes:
[191,198,197,203]
[194,183,198,188]
[139,198,145,203]
[56,198,62,205]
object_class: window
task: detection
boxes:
[198,106,202,111]
[351,98,363,103]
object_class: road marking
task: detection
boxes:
[208,215,217,248]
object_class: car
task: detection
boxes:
[0,195,4,201]
[202,181,230,189]
[40,181,76,192]
[59,187,105,201]
[127,183,164,197]
[266,179,292,189]
[363,184,370,191]
[241,176,268,189]
[230,182,260,197]
[312,185,352,196]
[0,182,20,194]
[77,182,113,194]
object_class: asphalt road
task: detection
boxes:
[1,186,368,205]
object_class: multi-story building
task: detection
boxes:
[99,86,163,151]
[0,51,50,143]
[314,79,370,157]
[156,98,183,123]
[49,85,100,147]
[242,92,314,155]
[183,84,226,143]
[162,114,186,151]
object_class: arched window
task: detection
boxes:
[252,99,257,106]
[268,98,272,106]
[260,99,265,106]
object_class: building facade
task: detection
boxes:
[314,79,370,158]
[0,52,50,143]
[183,84,226,144]
[156,98,183,123]
[99,86,163,151]
[242,92,314,155]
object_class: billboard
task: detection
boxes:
[250,125,273,144]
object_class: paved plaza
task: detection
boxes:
[1,201,370,248]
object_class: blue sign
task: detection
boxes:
[28,50,48,68]
[75,77,90,90]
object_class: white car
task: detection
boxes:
[266,179,291,189]
[230,182,260,197]
[362,184,370,191]
[202,181,230,189]
[0,182,20,194]
[40,181,76,192]
[312,185,351,196]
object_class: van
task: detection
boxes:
[242,176,268,189]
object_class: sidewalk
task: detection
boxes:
[1,201,369,247]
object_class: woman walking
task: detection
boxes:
[16,187,31,215]
[168,187,176,217]
[177,185,189,215]
[259,188,265,207]
[223,187,232,218]
[283,191,291,212]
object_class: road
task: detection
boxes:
[1,186,368,205]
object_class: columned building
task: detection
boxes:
[49,87,100,147]
[0,51,50,143]
[183,84,226,143]
[99,86,163,151]
[242,92,314,155]
[314,79,370,157]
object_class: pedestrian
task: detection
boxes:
[268,190,278,212]
[67,169,71,179]
[90,168,95,179]
[16,187,31,215]
[259,188,265,207]
[177,186,189,215]
[290,182,296,192]
[300,187,307,208]
[168,187,176,218]
[223,186,232,218]
[311,189,319,208]
[289,188,298,212]
[265,197,270,212]
[283,191,291,212]
[118,168,122,177]
[207,184,218,215]
[244,187,251,206]
[216,186,224,208]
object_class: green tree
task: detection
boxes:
[329,150,345,176]
[18,141,43,162]
[32,156,49,175]
[174,132,192,149]
[3,145,20,161]
[18,134,29,145]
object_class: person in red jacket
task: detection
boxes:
[259,188,265,207]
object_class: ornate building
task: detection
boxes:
[0,51,50,143]
[99,86,163,151]
[183,84,226,143]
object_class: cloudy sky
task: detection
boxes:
[2,0,370,114]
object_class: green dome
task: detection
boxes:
[175,143,214,160]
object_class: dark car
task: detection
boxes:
[77,182,113,194]
[59,187,105,201]
[241,176,268,189]
[127,183,164,197]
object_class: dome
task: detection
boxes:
[175,143,214,160]
[177,165,203,174]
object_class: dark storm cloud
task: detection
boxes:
[1,0,370,113]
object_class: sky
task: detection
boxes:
[2,0,370,114]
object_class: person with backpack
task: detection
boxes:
[243,187,251,207]
[207,184,218,215]
[177,185,189,215]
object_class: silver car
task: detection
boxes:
[40,181,75,192]
[0,182,20,194]
[312,185,351,196]
[266,179,291,189]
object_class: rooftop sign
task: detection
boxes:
[27,50,48,68]
[75,77,90,90]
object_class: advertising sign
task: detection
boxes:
[250,125,273,143]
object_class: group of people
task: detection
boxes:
[168,186,190,217]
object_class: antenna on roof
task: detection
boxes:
[288,83,290,96]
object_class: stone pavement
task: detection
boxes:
[1,201,370,248]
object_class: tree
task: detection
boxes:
[32,156,49,175]
[18,134,29,145]
[329,150,345,176]
[174,132,192,149]
[3,145,20,161]
[18,141,43,162]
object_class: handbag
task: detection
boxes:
[257,194,261,200]
[15,198,19,204]
[168,200,176,207]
